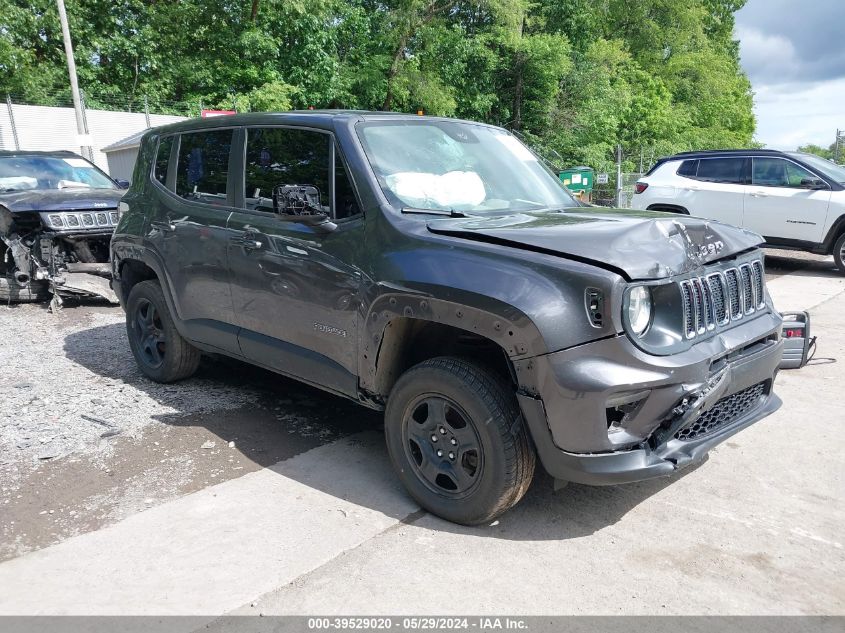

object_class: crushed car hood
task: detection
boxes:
[0,188,122,213]
[426,207,764,280]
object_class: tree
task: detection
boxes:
[0,0,758,170]
[796,143,835,160]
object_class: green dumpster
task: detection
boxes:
[559,166,594,201]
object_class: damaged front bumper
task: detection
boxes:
[514,310,783,485]
[1,224,117,305]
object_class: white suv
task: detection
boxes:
[632,150,845,273]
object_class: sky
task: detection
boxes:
[734,0,845,150]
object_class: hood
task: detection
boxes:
[0,188,122,213]
[426,208,764,280]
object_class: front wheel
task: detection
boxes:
[833,233,845,275]
[384,357,535,525]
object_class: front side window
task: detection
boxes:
[245,127,330,213]
[335,152,361,219]
[784,161,817,187]
[175,130,231,204]
[356,120,577,213]
[752,158,818,188]
[154,136,174,188]
[695,158,745,184]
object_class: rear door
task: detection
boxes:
[226,125,365,397]
[144,128,240,354]
[744,157,832,243]
[677,157,748,226]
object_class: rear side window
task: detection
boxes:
[154,136,174,188]
[695,158,745,184]
[175,130,232,204]
[676,160,698,177]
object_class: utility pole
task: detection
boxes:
[143,95,151,128]
[836,129,843,164]
[5,95,20,150]
[615,144,623,208]
[56,0,92,159]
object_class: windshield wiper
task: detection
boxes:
[401,207,469,218]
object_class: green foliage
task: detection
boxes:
[0,0,755,169]
[796,143,836,160]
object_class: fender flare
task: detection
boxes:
[822,214,845,253]
[112,239,191,340]
[359,290,547,395]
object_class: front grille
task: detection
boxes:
[679,259,766,340]
[725,268,742,319]
[740,264,755,313]
[42,210,118,231]
[707,274,728,325]
[674,382,767,441]
[751,261,765,308]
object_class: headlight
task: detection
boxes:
[626,285,652,336]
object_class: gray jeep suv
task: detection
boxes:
[111,112,783,525]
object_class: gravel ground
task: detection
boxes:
[0,301,380,560]
[0,303,266,476]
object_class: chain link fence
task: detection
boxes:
[589,173,644,209]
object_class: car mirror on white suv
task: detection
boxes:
[799,178,828,190]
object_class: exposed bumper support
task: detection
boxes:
[518,390,781,485]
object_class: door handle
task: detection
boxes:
[231,234,263,250]
[750,191,768,197]
[150,220,176,232]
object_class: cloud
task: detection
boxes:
[734,0,845,148]
[752,77,845,149]
[735,0,845,85]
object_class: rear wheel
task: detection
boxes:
[384,357,535,525]
[833,233,845,275]
[126,280,200,382]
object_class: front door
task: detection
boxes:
[744,157,832,243]
[227,126,364,397]
[145,129,240,354]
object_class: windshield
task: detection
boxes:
[357,120,577,214]
[788,152,845,185]
[0,155,117,192]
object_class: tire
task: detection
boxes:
[833,233,845,275]
[384,357,535,525]
[125,280,200,383]
[0,271,49,303]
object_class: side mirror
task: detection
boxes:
[799,177,827,190]
[272,184,336,233]
[115,179,130,189]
